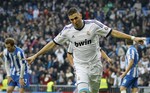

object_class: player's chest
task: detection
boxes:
[68,30,95,42]
[7,53,19,61]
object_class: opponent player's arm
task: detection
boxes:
[19,55,25,79]
[121,59,134,79]
[4,55,13,84]
[4,54,11,77]
[0,52,4,66]
[124,59,134,75]
[19,51,28,86]
[20,50,29,79]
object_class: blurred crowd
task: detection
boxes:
[0,0,150,88]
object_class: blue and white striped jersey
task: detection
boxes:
[3,46,29,77]
[125,45,139,77]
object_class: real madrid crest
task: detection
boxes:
[104,27,108,30]
[87,31,90,35]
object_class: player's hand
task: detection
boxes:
[106,58,113,65]
[0,52,3,58]
[120,72,126,79]
[26,54,37,65]
[19,78,25,87]
[133,37,145,43]
[7,76,14,84]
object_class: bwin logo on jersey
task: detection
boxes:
[74,39,91,47]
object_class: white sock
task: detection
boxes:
[121,90,126,93]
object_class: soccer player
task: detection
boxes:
[26,7,144,93]
[120,39,139,93]
[3,38,29,93]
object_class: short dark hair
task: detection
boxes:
[125,39,133,45]
[5,38,15,46]
[67,7,79,16]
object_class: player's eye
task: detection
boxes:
[70,19,74,21]
[74,17,78,20]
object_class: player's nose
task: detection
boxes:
[72,19,77,24]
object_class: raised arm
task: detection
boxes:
[111,30,144,42]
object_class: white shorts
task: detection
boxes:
[74,60,103,93]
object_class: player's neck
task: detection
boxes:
[75,20,85,30]
[10,46,16,53]
[126,45,131,48]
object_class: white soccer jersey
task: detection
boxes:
[67,42,73,54]
[54,20,112,64]
[67,35,102,60]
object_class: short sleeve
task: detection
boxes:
[53,26,69,45]
[94,20,112,38]
[67,42,73,54]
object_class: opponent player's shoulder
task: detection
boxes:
[129,46,136,50]
[15,47,26,58]
[84,19,104,28]
[15,46,24,54]
[3,48,8,56]
[127,46,136,54]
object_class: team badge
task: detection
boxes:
[87,31,90,35]
[72,35,75,38]
[104,27,108,30]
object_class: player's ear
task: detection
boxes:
[79,13,82,19]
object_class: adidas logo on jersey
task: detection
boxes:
[72,35,75,38]
[74,39,91,47]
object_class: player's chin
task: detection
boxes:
[138,41,144,45]
[74,25,78,28]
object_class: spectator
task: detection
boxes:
[0,0,149,87]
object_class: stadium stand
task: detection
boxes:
[0,0,149,92]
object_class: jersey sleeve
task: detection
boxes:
[17,50,26,64]
[53,26,69,45]
[94,20,112,38]
[17,50,26,78]
[67,42,73,54]
[3,49,11,76]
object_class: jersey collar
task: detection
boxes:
[7,45,17,55]
[74,20,85,31]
